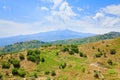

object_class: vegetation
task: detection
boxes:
[9,58,20,68]
[19,54,25,60]
[0,72,2,79]
[0,37,120,79]
[51,71,56,76]
[27,49,40,63]
[107,59,113,65]
[2,61,10,69]
[110,49,116,55]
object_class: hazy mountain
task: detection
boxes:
[0,29,95,46]
[51,31,120,44]
[1,31,120,54]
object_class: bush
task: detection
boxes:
[9,58,20,68]
[19,54,25,60]
[94,70,99,79]
[69,50,74,55]
[110,49,116,55]
[79,52,87,58]
[41,57,45,62]
[59,62,66,69]
[70,45,79,53]
[27,50,40,63]
[79,52,83,57]
[2,61,10,69]
[107,59,113,65]
[51,71,56,76]
[95,52,103,58]
[12,59,20,68]
[61,47,69,52]
[27,55,36,62]
[18,68,26,77]
[0,72,2,79]
[44,71,50,75]
[12,68,18,75]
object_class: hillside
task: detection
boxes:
[0,40,47,54]
[0,37,120,80]
[52,31,120,44]
[0,30,95,46]
[1,31,120,54]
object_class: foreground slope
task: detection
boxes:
[0,37,120,80]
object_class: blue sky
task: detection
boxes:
[0,0,120,38]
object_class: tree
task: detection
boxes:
[2,61,10,69]
[9,58,20,68]
[18,68,26,77]
[12,68,18,75]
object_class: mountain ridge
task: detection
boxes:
[0,29,95,46]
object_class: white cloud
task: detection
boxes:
[50,0,63,9]
[41,6,49,11]
[102,4,120,16]
[77,7,83,12]
[93,12,104,19]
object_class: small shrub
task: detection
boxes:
[61,47,69,52]
[0,72,2,79]
[94,70,99,79]
[12,68,18,75]
[110,49,116,55]
[69,50,74,55]
[79,52,83,57]
[107,59,113,65]
[51,71,56,76]
[18,68,26,77]
[97,48,100,52]
[41,57,45,62]
[19,54,25,60]
[27,55,36,62]
[2,61,10,69]
[59,62,66,69]
[9,58,20,68]
[83,54,87,58]
[95,52,103,58]
[45,71,50,75]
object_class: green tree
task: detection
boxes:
[18,68,26,77]
[2,61,10,69]
[12,68,18,75]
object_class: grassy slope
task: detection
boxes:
[0,37,120,80]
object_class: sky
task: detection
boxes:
[0,0,120,38]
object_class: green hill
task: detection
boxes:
[0,40,47,54]
[0,37,120,80]
[52,31,120,44]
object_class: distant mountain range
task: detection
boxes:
[1,31,120,54]
[52,31,120,44]
[0,29,95,46]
